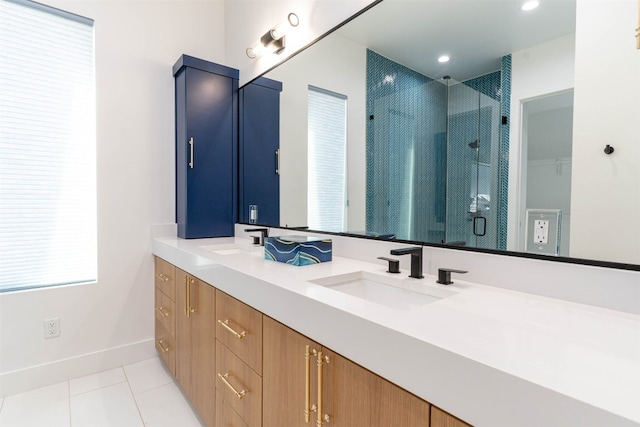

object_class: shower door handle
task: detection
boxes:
[473,216,487,237]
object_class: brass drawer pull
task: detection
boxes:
[155,306,170,317]
[217,372,246,399]
[218,319,246,339]
[156,339,170,353]
[155,273,170,282]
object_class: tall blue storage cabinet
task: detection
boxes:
[238,77,283,226]
[173,55,239,238]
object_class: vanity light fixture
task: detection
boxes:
[246,12,300,59]
[438,55,450,63]
[521,0,540,11]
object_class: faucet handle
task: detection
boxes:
[377,257,400,274]
[437,268,468,285]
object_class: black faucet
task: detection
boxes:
[389,246,423,279]
[244,228,269,246]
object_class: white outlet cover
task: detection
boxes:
[534,220,549,244]
[44,318,60,339]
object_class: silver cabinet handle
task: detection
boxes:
[189,137,194,168]
[276,149,280,175]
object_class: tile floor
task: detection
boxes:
[0,357,204,427]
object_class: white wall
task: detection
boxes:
[508,34,576,251]
[0,0,225,397]
[571,0,640,264]
[267,34,367,231]
[224,0,377,86]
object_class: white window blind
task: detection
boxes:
[307,86,347,232]
[0,0,96,292]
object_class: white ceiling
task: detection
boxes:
[337,0,576,82]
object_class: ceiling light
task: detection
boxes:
[521,1,540,11]
[438,55,450,63]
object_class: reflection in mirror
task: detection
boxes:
[252,0,635,266]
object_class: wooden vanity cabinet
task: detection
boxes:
[262,316,430,427]
[154,257,176,375]
[155,259,471,427]
[175,269,216,427]
[215,290,263,427]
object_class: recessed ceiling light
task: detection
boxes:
[521,1,539,11]
[438,55,450,63]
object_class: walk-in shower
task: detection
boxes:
[365,50,510,250]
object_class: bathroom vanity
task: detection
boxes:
[152,230,640,427]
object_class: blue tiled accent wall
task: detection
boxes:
[366,50,510,249]
[366,50,447,242]
[498,54,511,250]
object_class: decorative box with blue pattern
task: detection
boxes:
[264,236,332,266]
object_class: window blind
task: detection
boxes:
[0,0,96,292]
[307,86,347,232]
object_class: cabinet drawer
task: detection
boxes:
[216,342,262,427]
[155,288,175,336]
[216,390,250,427]
[155,318,176,376]
[216,290,263,374]
[154,257,176,300]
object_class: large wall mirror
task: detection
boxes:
[243,0,639,270]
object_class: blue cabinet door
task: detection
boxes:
[239,77,282,226]
[174,56,238,238]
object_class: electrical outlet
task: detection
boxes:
[44,318,60,339]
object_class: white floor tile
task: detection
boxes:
[70,367,127,396]
[124,357,174,395]
[135,382,204,427]
[0,382,70,427]
[70,382,143,427]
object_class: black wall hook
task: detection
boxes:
[604,145,615,155]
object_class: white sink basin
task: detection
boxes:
[309,271,455,311]
[199,244,262,256]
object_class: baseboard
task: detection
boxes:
[0,338,156,397]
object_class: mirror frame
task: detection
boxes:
[241,0,640,273]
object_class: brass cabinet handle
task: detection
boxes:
[184,276,190,318]
[155,273,170,282]
[155,306,170,317]
[188,278,196,315]
[184,277,196,317]
[156,339,170,353]
[218,319,246,339]
[304,346,318,423]
[316,351,330,427]
[189,137,194,168]
[217,373,246,399]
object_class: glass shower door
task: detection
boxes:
[445,81,500,249]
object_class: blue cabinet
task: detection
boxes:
[173,55,239,238]
[239,77,283,226]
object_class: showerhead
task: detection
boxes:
[468,139,479,149]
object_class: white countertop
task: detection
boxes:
[152,236,640,427]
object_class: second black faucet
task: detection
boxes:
[389,246,423,279]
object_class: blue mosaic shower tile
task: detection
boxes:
[366,50,447,242]
[498,54,511,250]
